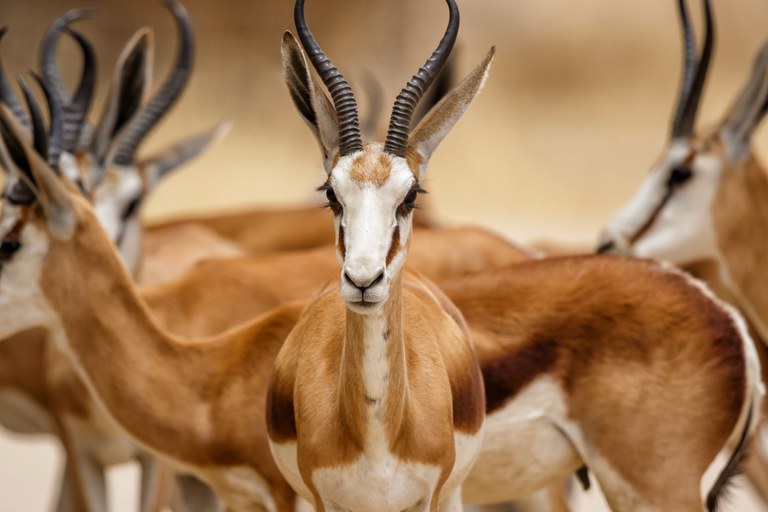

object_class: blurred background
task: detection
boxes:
[1,0,768,510]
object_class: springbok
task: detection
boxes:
[0,36,760,511]
[597,0,768,503]
[0,66,528,512]
[0,6,229,511]
[266,0,489,509]
[265,1,764,511]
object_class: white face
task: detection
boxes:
[91,166,145,275]
[324,149,419,315]
[0,200,59,339]
[598,138,724,266]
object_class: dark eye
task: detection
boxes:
[667,166,693,186]
[7,182,36,205]
[319,185,342,215]
[397,186,425,217]
[0,237,21,261]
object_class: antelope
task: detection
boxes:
[0,23,759,511]
[597,0,768,503]
[266,0,490,510]
[0,5,230,511]
[0,9,536,510]
[1,2,756,511]
[0,40,521,510]
[264,1,764,511]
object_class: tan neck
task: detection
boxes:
[713,152,768,340]
[339,269,407,439]
[39,213,286,465]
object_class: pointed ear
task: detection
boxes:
[407,47,494,181]
[0,104,75,239]
[92,28,154,168]
[281,31,339,173]
[139,121,231,189]
[720,40,768,160]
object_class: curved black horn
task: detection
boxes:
[112,1,194,166]
[384,0,459,158]
[60,27,96,152]
[40,8,94,108]
[0,28,31,131]
[671,0,714,139]
[31,72,64,169]
[295,0,362,156]
[16,76,49,161]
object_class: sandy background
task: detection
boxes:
[1,0,768,510]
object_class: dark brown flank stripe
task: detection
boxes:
[385,226,400,266]
[481,338,559,414]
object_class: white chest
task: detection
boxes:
[311,450,442,512]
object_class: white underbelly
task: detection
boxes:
[462,378,582,504]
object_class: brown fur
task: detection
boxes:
[270,268,482,497]
[440,255,749,509]
[349,145,393,187]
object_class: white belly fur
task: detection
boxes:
[462,377,582,504]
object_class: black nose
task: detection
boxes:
[344,270,385,292]
[596,241,616,254]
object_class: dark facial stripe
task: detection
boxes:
[337,225,346,260]
[629,188,674,245]
[630,152,695,244]
[385,225,400,266]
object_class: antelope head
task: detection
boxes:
[0,100,83,340]
[597,0,767,266]
[283,0,493,314]
[0,3,227,274]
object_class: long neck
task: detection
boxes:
[40,215,282,465]
[339,268,407,440]
[713,153,768,340]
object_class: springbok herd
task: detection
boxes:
[2,0,768,511]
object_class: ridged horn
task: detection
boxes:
[384,0,459,158]
[59,27,96,153]
[671,0,714,139]
[294,0,362,156]
[40,8,94,108]
[112,1,194,166]
[16,75,48,161]
[31,72,64,169]
[0,28,31,131]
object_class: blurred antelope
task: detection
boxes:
[0,4,229,511]
[598,0,768,502]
